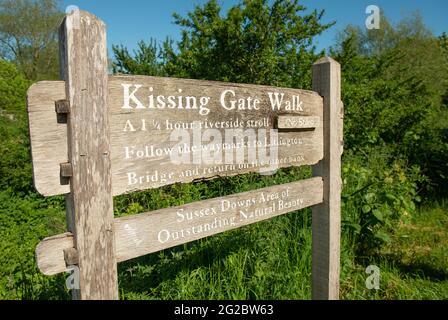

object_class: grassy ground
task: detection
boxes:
[0,174,446,300]
[341,200,448,299]
[117,199,448,300]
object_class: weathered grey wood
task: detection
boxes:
[64,247,79,265]
[311,57,343,300]
[64,194,79,300]
[109,76,323,195]
[35,177,323,276]
[59,10,118,300]
[35,232,74,276]
[115,176,323,261]
[27,77,324,196]
[27,81,68,195]
[277,115,320,129]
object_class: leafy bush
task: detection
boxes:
[342,149,426,256]
[0,60,30,115]
[0,60,34,196]
[334,16,448,197]
[0,190,68,299]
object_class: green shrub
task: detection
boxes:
[341,149,426,257]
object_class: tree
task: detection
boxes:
[440,32,448,65]
[167,0,333,88]
[333,14,448,195]
[335,13,447,101]
[0,59,33,195]
[0,0,62,80]
[0,59,30,115]
[112,39,166,76]
[113,0,333,90]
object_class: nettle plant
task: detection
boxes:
[341,152,425,255]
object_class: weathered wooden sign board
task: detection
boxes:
[28,10,343,300]
[28,77,324,196]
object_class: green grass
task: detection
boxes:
[343,200,448,299]
[0,172,446,300]
[118,210,314,300]
[116,199,448,300]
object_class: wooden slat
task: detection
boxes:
[27,77,324,197]
[114,176,323,261]
[59,10,118,300]
[27,81,69,196]
[109,76,324,195]
[35,177,323,276]
[311,57,343,300]
[35,232,74,276]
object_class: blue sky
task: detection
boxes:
[61,0,447,54]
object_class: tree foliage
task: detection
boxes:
[333,14,448,195]
[0,60,33,195]
[0,59,29,115]
[113,0,333,89]
[166,0,333,88]
[112,39,166,76]
[0,0,62,80]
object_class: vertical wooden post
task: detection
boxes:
[59,10,118,300]
[311,57,343,300]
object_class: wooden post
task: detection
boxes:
[59,10,118,300]
[311,57,343,300]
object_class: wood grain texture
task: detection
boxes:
[109,76,323,195]
[27,77,324,196]
[311,57,343,300]
[35,177,323,276]
[35,232,74,276]
[27,81,69,196]
[59,10,118,300]
[63,247,79,265]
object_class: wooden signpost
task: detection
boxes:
[27,10,343,300]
